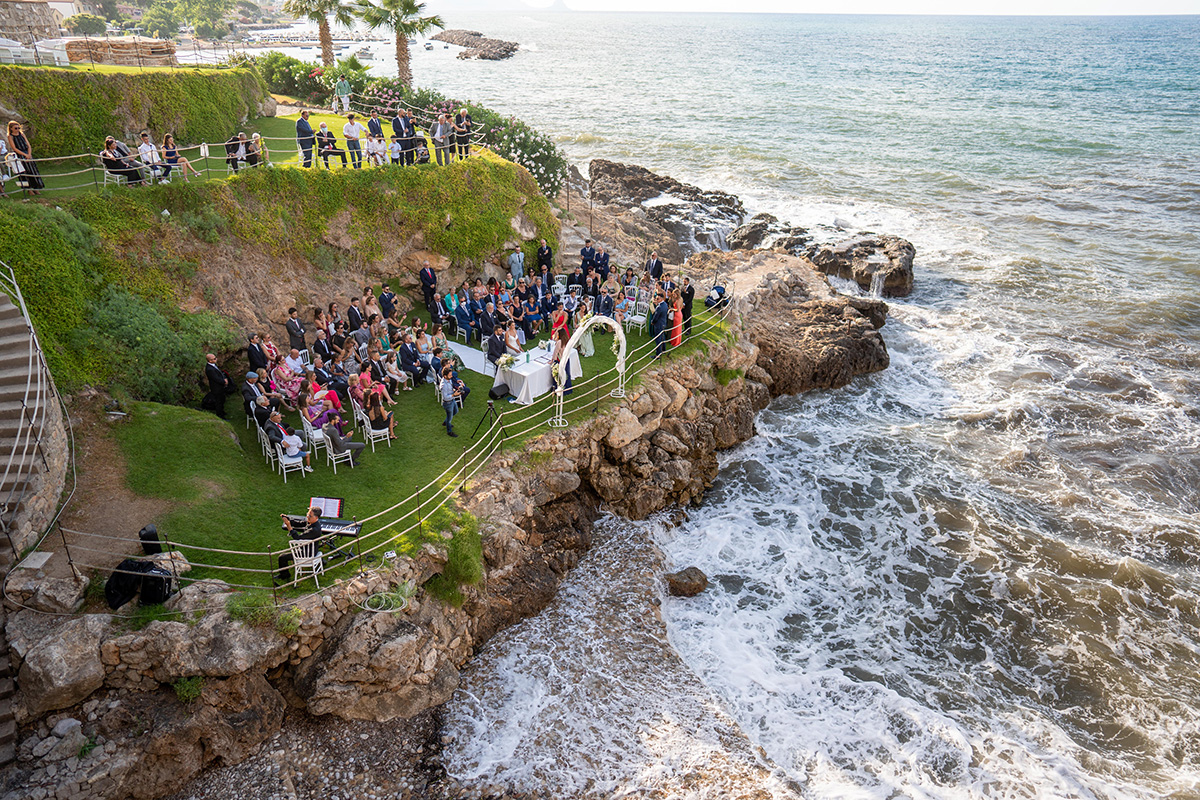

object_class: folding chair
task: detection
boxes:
[288,538,324,587]
[275,443,306,483]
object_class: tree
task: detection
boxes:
[63,13,108,35]
[141,1,179,38]
[355,0,442,88]
[177,0,234,40]
[282,0,354,67]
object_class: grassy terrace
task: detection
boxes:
[107,300,730,592]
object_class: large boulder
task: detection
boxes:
[16,614,110,721]
[726,213,811,255]
[808,235,915,297]
[665,567,709,597]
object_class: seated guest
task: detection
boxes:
[384,351,412,392]
[550,301,570,339]
[414,142,430,164]
[567,265,585,290]
[161,133,200,182]
[313,329,334,363]
[264,410,313,471]
[250,132,269,166]
[454,300,477,344]
[252,394,272,427]
[523,294,543,338]
[137,131,170,182]
[596,290,615,318]
[359,362,397,405]
[224,132,247,172]
[479,301,497,339]
[505,320,523,355]
[276,505,325,584]
[430,323,448,354]
[486,326,506,366]
[322,422,364,467]
[347,372,366,410]
[614,293,630,323]
[398,332,431,384]
[241,371,280,417]
[272,354,305,406]
[300,392,346,435]
[317,123,347,168]
[366,391,397,439]
[285,348,306,374]
[101,137,145,185]
[330,321,349,358]
[311,356,348,403]
[509,299,526,339]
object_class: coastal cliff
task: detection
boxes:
[4,249,888,800]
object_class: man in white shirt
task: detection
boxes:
[137,131,169,182]
[342,113,366,170]
[285,348,306,374]
[431,114,451,166]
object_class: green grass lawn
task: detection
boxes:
[107,300,729,590]
[11,110,441,200]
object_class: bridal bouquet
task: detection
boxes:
[497,354,516,370]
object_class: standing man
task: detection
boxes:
[367,109,384,140]
[681,276,696,339]
[335,74,352,114]
[507,248,525,282]
[537,238,553,274]
[594,245,610,282]
[650,290,670,359]
[431,114,452,166]
[647,251,664,281]
[402,111,419,165]
[379,283,398,321]
[440,366,460,437]
[580,239,596,273]
[453,106,472,160]
[202,353,231,419]
[419,260,437,311]
[285,307,307,352]
[296,110,315,168]
[346,296,364,332]
[343,113,366,170]
[247,333,268,372]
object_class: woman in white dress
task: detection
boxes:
[504,321,523,355]
[577,296,595,357]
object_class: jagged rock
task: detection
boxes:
[16,615,110,721]
[261,95,277,117]
[147,549,191,574]
[665,566,709,597]
[808,235,915,297]
[604,407,643,450]
[726,213,812,255]
[5,571,89,613]
[51,718,81,738]
[432,29,519,60]
[588,159,744,256]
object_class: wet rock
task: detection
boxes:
[808,235,915,297]
[664,567,709,597]
[727,213,812,255]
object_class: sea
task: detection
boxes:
[306,12,1200,799]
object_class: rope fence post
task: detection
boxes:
[269,550,278,605]
[55,523,82,581]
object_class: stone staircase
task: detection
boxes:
[0,285,71,768]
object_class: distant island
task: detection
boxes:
[431,30,520,60]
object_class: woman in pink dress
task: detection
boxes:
[669,289,683,348]
[271,355,304,405]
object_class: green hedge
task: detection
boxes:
[0,66,268,158]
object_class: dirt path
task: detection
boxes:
[42,396,171,580]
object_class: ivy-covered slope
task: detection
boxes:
[0,66,267,158]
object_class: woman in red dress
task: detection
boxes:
[669,289,683,348]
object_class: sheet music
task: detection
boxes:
[309,496,344,517]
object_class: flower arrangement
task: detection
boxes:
[496,354,515,370]
[551,362,561,384]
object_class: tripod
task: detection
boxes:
[471,399,503,439]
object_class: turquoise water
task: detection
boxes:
[397,13,1200,798]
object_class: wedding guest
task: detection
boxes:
[537,238,553,272]
[440,366,460,437]
[317,122,347,168]
[7,122,42,193]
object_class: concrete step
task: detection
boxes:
[0,718,14,746]
[0,330,33,352]
[0,350,37,373]
[0,400,29,423]
[0,677,12,701]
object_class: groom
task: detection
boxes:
[650,290,670,359]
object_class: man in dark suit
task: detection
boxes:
[312,329,333,363]
[367,109,384,140]
[285,307,306,352]
[594,246,610,282]
[402,111,419,165]
[662,273,677,293]
[681,277,696,338]
[252,395,272,427]
[479,302,496,339]
[580,239,596,272]
[650,291,670,359]
[486,328,506,366]
[247,333,268,373]
[537,239,553,273]
[224,133,246,172]
[201,353,231,418]
[346,297,364,333]
[312,356,348,402]
[596,291,614,318]
[296,110,315,168]
[379,283,398,320]
[647,252,664,281]
[398,333,430,384]
[567,266,585,290]
[419,261,437,310]
[454,301,476,344]
[241,372,280,417]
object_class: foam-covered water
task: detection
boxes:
[422,12,1200,797]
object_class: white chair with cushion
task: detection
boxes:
[288,539,324,587]
[275,443,306,483]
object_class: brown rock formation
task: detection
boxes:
[808,235,916,297]
[431,30,519,60]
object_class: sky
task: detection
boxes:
[430,0,1200,15]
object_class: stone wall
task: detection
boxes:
[0,1,57,46]
[8,388,69,558]
[2,251,891,800]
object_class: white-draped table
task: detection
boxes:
[494,349,583,405]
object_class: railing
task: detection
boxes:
[0,261,75,562]
[39,296,738,613]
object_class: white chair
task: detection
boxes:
[360,418,390,452]
[325,439,354,474]
[288,539,324,587]
[102,169,127,187]
[552,284,566,299]
[624,286,637,300]
[454,323,468,343]
[554,275,567,288]
[300,416,327,458]
[434,373,465,410]
[275,443,306,483]
[299,349,312,367]
[627,301,649,335]
[257,426,275,464]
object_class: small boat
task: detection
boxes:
[408,38,417,44]
[354,47,372,59]
[423,42,433,50]
[443,44,448,49]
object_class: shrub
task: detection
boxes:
[225,590,277,626]
[172,676,205,704]
[422,508,483,607]
[275,606,302,636]
[255,52,370,105]
[64,13,107,34]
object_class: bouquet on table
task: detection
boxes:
[496,354,516,370]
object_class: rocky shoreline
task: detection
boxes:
[3,159,916,800]
[430,30,519,61]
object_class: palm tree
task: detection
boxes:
[355,0,443,88]
[283,0,355,67]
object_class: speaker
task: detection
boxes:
[139,524,162,556]
[488,383,509,401]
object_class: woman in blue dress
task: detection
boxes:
[162,134,200,182]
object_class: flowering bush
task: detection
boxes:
[360,80,567,198]
[256,52,371,105]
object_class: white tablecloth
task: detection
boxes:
[493,350,583,405]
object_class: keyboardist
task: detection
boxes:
[281,507,323,542]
